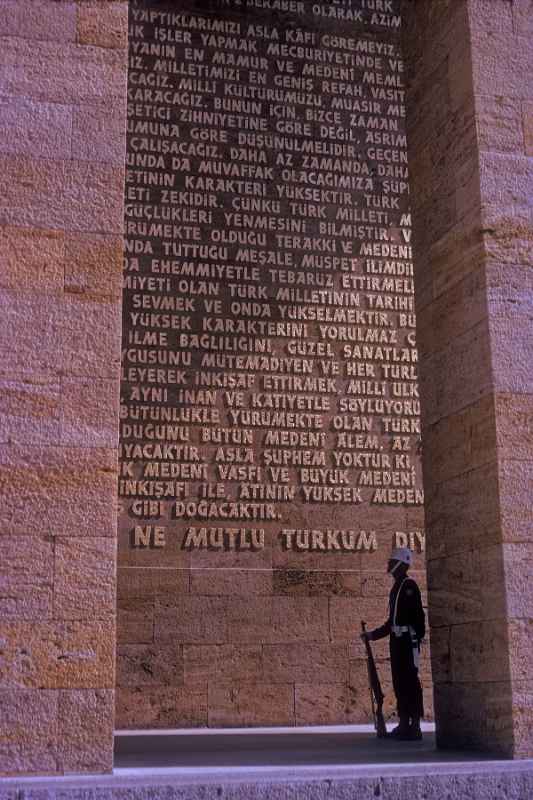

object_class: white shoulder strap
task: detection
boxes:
[392,578,408,627]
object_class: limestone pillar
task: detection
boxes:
[402,0,532,756]
[0,1,128,775]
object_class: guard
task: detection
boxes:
[361,547,425,740]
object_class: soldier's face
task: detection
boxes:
[387,559,398,575]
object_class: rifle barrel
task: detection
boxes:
[361,620,387,737]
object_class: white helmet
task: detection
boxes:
[390,547,413,567]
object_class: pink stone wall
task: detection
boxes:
[402,0,533,757]
[0,0,128,775]
[115,0,433,732]
[0,0,529,775]
[474,0,533,758]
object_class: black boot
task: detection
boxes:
[407,718,423,741]
[389,714,410,738]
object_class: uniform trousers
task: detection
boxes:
[389,633,424,719]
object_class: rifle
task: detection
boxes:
[361,621,388,738]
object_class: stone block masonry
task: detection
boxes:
[1,0,531,779]
[401,0,533,757]
[117,0,431,731]
[0,0,128,776]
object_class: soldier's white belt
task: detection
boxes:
[392,625,420,668]
[392,625,410,637]
[391,579,420,667]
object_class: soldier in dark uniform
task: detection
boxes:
[361,547,425,740]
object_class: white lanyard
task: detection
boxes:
[391,579,420,666]
[392,577,408,627]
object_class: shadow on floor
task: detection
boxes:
[114,729,495,769]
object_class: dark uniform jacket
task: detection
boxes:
[372,577,425,642]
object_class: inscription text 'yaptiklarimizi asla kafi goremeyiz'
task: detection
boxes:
[119,0,425,564]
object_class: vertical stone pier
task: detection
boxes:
[402,0,533,757]
[0,1,128,775]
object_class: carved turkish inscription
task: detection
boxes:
[120,0,423,559]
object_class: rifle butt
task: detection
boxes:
[376,710,388,739]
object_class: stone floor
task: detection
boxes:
[4,726,533,800]
[114,723,478,769]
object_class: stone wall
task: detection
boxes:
[116,0,432,730]
[1,0,530,777]
[0,0,128,775]
[401,0,532,757]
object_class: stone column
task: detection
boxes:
[402,0,532,756]
[0,1,128,775]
